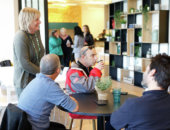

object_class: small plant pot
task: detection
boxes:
[154,4,159,11]
[121,24,126,28]
[130,9,134,13]
[106,36,110,42]
[95,86,111,101]
[138,36,142,42]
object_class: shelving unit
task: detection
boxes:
[104,0,169,87]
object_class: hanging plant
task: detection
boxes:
[142,5,149,30]
[114,10,122,29]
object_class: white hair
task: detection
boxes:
[19,7,40,32]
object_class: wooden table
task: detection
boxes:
[69,93,138,130]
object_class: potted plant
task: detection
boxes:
[95,77,112,101]
[137,30,142,42]
[105,34,112,42]
[120,19,127,28]
[114,10,122,28]
[129,8,135,13]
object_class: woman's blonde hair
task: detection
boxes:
[60,28,67,33]
[19,7,40,32]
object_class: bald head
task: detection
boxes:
[80,46,89,57]
[40,54,60,75]
[79,46,97,67]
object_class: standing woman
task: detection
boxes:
[83,25,94,46]
[60,28,73,67]
[49,30,63,65]
[72,26,84,62]
[13,7,45,97]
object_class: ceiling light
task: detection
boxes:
[84,1,109,5]
[50,3,78,6]
[48,0,66,2]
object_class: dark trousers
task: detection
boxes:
[58,55,64,66]
[48,122,66,130]
[105,116,115,130]
[63,53,71,67]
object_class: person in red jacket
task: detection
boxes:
[65,45,104,95]
[65,45,104,119]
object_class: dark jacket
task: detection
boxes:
[84,33,94,46]
[0,104,32,130]
[60,35,73,55]
[110,90,170,130]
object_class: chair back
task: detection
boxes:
[0,104,31,130]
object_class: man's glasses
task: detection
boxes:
[81,45,95,55]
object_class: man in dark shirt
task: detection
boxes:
[110,54,170,130]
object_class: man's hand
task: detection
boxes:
[70,96,79,112]
[95,61,104,70]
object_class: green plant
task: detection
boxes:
[105,33,112,37]
[142,5,149,30]
[96,77,112,91]
[120,19,126,24]
[114,10,122,28]
[129,8,135,13]
[137,30,142,37]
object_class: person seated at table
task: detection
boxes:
[65,45,104,95]
[65,46,104,119]
[109,54,170,130]
[18,54,79,130]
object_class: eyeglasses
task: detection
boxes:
[81,45,95,55]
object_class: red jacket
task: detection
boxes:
[65,61,102,119]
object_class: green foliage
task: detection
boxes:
[129,8,135,13]
[120,19,126,24]
[137,30,142,37]
[142,5,149,30]
[114,10,122,28]
[96,77,112,91]
[105,33,112,37]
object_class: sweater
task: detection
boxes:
[13,30,45,96]
[49,36,63,56]
[110,90,170,130]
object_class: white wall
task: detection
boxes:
[0,0,18,62]
[81,5,105,38]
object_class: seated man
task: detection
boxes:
[65,46,104,118]
[65,45,104,95]
[110,54,170,130]
[18,54,79,130]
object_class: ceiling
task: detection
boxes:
[48,0,112,7]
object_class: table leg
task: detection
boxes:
[97,116,105,130]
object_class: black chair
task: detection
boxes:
[0,104,32,130]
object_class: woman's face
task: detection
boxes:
[83,26,87,33]
[60,29,67,36]
[29,15,41,33]
[54,31,59,37]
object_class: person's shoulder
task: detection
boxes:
[123,97,142,108]
[14,30,27,38]
[13,30,28,45]
[49,36,55,40]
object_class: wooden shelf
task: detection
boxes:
[142,10,169,43]
[106,0,169,88]
[142,58,151,72]
[127,29,134,56]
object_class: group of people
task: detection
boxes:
[12,7,170,130]
[49,25,94,66]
